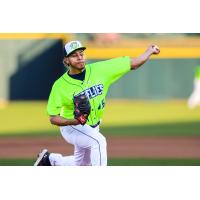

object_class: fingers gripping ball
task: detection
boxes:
[152,45,160,54]
[73,93,91,125]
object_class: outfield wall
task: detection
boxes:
[0,35,199,100]
[103,58,200,99]
[9,56,200,100]
[86,47,200,99]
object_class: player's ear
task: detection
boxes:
[63,57,69,67]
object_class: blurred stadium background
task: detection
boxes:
[0,33,200,165]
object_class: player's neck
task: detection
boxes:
[68,68,85,75]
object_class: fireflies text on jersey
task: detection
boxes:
[79,84,104,99]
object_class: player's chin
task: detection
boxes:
[76,63,85,69]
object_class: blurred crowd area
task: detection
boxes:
[67,33,200,47]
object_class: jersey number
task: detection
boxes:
[98,99,105,110]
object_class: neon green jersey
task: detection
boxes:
[47,56,131,126]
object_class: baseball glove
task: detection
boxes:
[73,93,91,125]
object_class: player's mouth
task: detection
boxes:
[76,61,85,66]
[77,61,84,64]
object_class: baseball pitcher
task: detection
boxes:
[34,40,160,166]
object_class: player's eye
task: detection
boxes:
[79,50,84,55]
[71,54,76,57]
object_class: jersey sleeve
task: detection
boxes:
[91,56,131,85]
[47,82,62,116]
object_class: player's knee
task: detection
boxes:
[91,135,107,149]
[99,135,107,147]
[75,159,83,166]
[75,157,91,166]
[80,161,91,166]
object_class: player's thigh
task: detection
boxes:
[60,125,97,148]
[60,125,106,148]
[60,126,77,145]
[71,125,107,148]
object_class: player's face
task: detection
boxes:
[65,49,86,71]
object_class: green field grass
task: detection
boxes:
[0,158,200,166]
[0,100,200,136]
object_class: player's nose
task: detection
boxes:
[77,53,83,60]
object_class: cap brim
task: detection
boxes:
[66,47,86,57]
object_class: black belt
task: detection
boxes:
[90,121,100,128]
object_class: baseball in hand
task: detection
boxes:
[152,45,160,54]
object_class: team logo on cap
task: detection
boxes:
[70,42,79,50]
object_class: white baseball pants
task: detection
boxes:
[49,124,107,166]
